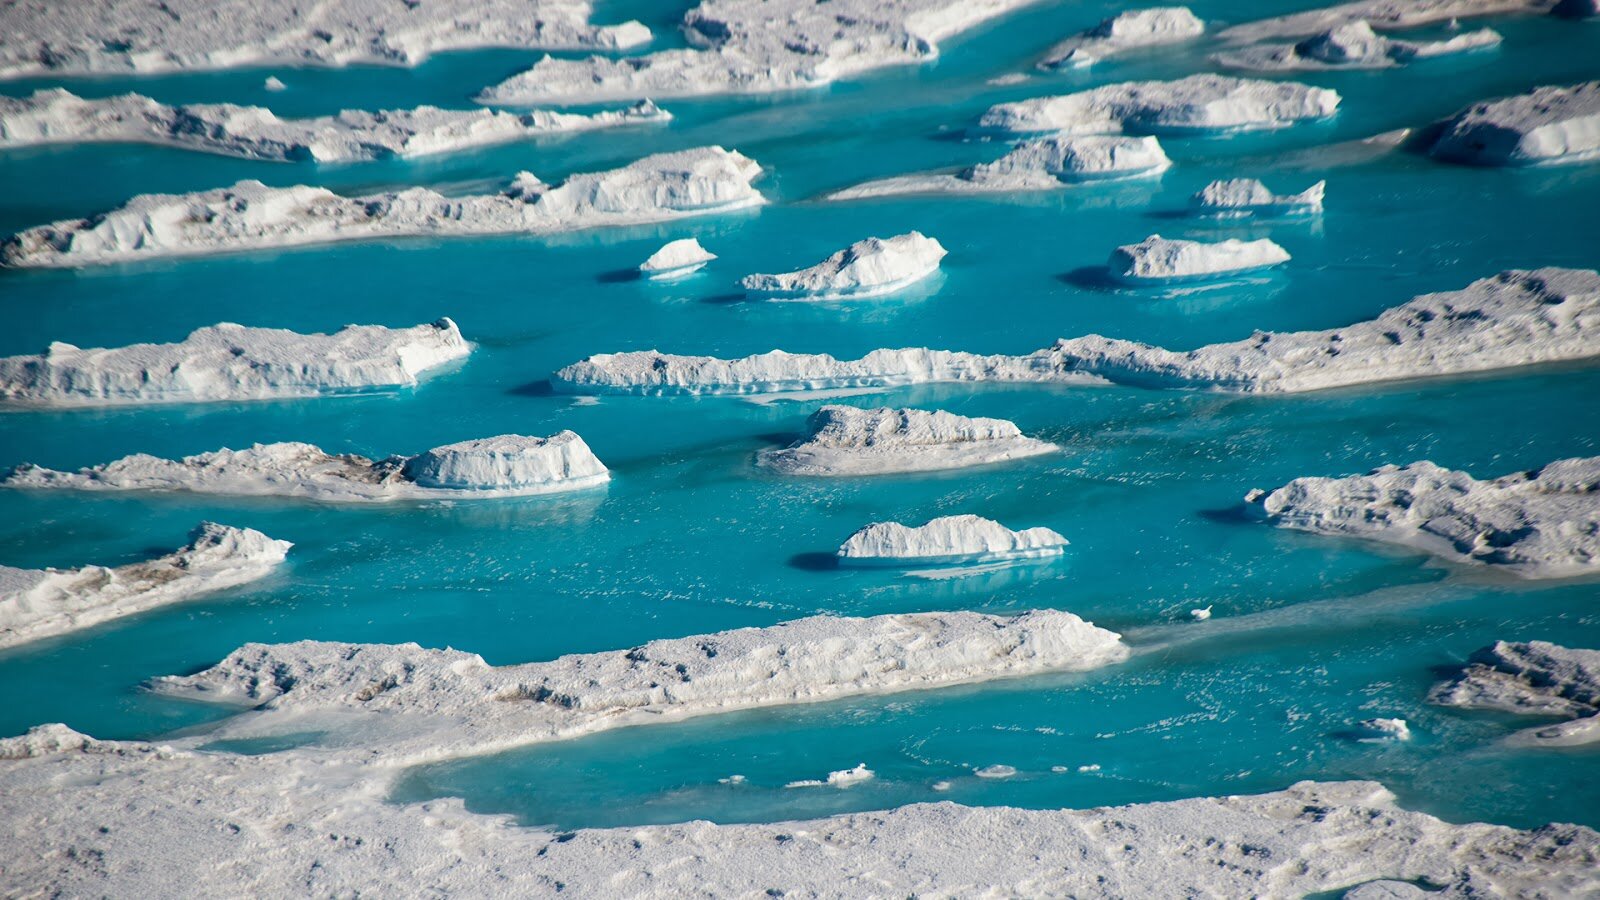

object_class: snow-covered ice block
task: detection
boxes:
[1428,82,1600,166]
[757,406,1057,476]
[1429,640,1600,747]
[742,232,946,300]
[639,238,716,280]
[0,524,289,649]
[838,515,1068,566]
[1039,7,1205,70]
[1190,178,1325,217]
[1216,20,1501,71]
[828,136,1170,200]
[1110,234,1290,283]
[978,74,1339,136]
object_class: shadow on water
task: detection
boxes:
[1057,266,1117,291]
[787,552,840,572]
[507,379,556,397]
[596,267,641,284]
[700,292,748,305]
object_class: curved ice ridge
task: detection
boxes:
[0,523,289,650]
[742,232,946,300]
[479,0,1042,105]
[1218,0,1550,44]
[978,74,1340,136]
[0,0,649,78]
[1216,20,1501,71]
[0,319,469,409]
[1110,234,1290,283]
[640,238,716,279]
[1428,82,1600,166]
[2,433,609,501]
[827,136,1171,200]
[1254,456,1600,579]
[1038,7,1205,70]
[757,405,1058,476]
[0,146,764,268]
[838,514,1068,565]
[0,89,669,162]
[1190,178,1325,217]
[1429,640,1600,746]
[552,269,1600,395]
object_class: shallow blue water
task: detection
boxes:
[2,1,1597,832]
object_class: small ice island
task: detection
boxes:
[0,524,289,650]
[1110,234,1290,283]
[827,136,1171,201]
[1430,640,1600,748]
[639,238,716,280]
[1039,7,1206,70]
[757,406,1058,476]
[0,319,469,409]
[837,515,1069,566]
[1216,21,1502,72]
[978,74,1340,136]
[1190,178,1325,217]
[2,433,609,502]
[741,232,946,300]
[1428,82,1600,167]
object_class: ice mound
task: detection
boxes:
[0,319,469,408]
[1216,20,1501,71]
[786,764,874,788]
[552,269,1600,395]
[741,232,946,300]
[0,524,289,650]
[401,434,609,494]
[1110,234,1291,283]
[1430,640,1600,747]
[1428,82,1600,166]
[1253,456,1600,578]
[977,74,1340,136]
[1039,7,1205,70]
[0,0,649,78]
[0,147,764,268]
[828,136,1171,200]
[1190,178,1325,217]
[479,0,1041,105]
[757,406,1058,476]
[838,515,1068,566]
[1218,0,1543,44]
[640,238,716,280]
[0,90,669,161]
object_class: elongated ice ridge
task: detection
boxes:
[1190,178,1325,217]
[1217,0,1549,44]
[742,232,946,300]
[640,238,716,279]
[0,89,670,161]
[0,319,469,409]
[757,406,1058,476]
[1038,7,1205,70]
[1252,456,1600,579]
[2,433,610,501]
[1110,234,1290,283]
[552,269,1600,395]
[1215,20,1501,71]
[1428,82,1600,166]
[977,74,1340,136]
[0,0,649,78]
[838,515,1068,566]
[1429,640,1600,747]
[827,136,1171,201]
[0,146,765,268]
[0,524,289,650]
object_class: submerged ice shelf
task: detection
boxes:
[1428,82,1600,167]
[837,515,1069,566]
[1109,234,1290,283]
[1215,21,1502,72]
[977,74,1340,136]
[1190,178,1325,217]
[1430,640,1600,747]
[741,232,946,301]
[0,524,288,650]
[1038,7,1205,70]
[827,135,1171,201]
[756,406,1058,476]
[0,147,764,268]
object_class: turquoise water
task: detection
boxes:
[2,1,1598,832]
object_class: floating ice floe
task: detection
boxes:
[1353,718,1412,742]
[1429,640,1600,747]
[1428,82,1600,166]
[1217,0,1544,45]
[262,76,286,92]
[1253,456,1600,579]
[1190,178,1325,217]
[1038,7,1205,70]
[0,146,764,268]
[757,406,1058,476]
[975,764,1018,779]
[742,232,946,300]
[837,515,1068,566]
[1110,234,1290,283]
[0,0,649,78]
[0,319,469,409]
[827,136,1171,201]
[1215,20,1501,71]
[0,524,289,650]
[0,90,669,161]
[786,764,875,789]
[553,269,1600,395]
[1190,605,1213,621]
[639,238,716,280]
[977,74,1340,136]
[2,433,609,501]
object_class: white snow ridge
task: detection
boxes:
[1253,456,1600,579]
[1190,178,1325,217]
[828,136,1171,200]
[838,515,1069,566]
[1039,7,1206,70]
[1429,640,1600,747]
[742,232,947,300]
[4,433,609,502]
[757,406,1058,476]
[1215,20,1501,72]
[0,147,764,268]
[640,238,716,280]
[0,524,289,650]
[1110,234,1291,283]
[1428,82,1600,166]
[978,74,1339,136]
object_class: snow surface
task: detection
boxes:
[0,89,669,161]
[1429,82,1600,166]
[838,514,1068,565]
[1255,455,1600,579]
[757,406,1058,476]
[1038,7,1205,70]
[1,147,764,268]
[552,268,1600,395]
[639,238,716,279]
[741,232,946,300]
[1110,234,1291,282]
[1429,640,1600,747]
[977,74,1340,136]
[1218,0,1550,44]
[0,319,469,408]
[0,523,289,650]
[1216,21,1502,71]
[1191,178,1325,217]
[827,135,1171,200]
